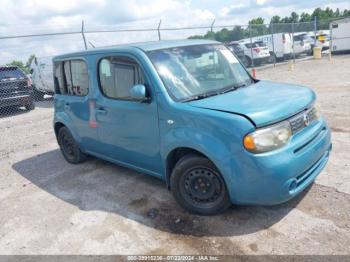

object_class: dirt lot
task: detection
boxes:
[0,55,349,255]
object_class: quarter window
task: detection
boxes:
[99,57,145,99]
[54,60,89,96]
[54,62,65,94]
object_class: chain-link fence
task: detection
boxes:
[1,17,350,113]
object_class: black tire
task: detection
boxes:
[33,88,45,101]
[170,154,231,215]
[270,52,281,63]
[25,99,35,110]
[244,56,252,67]
[58,126,87,164]
[254,60,262,66]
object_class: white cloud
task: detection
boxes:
[256,0,268,5]
[0,0,216,63]
[193,9,215,21]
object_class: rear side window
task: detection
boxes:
[293,35,302,41]
[244,43,258,48]
[54,60,89,96]
[0,67,26,80]
[98,56,145,100]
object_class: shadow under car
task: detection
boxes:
[12,149,310,237]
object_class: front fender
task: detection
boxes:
[161,127,237,199]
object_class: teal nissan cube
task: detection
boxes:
[53,40,332,215]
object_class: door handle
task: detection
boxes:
[95,107,107,114]
[64,102,70,109]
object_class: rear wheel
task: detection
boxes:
[170,154,231,215]
[33,88,45,101]
[58,126,87,164]
[270,52,280,63]
[25,99,35,110]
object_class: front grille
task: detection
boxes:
[289,107,317,134]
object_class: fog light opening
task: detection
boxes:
[289,180,298,194]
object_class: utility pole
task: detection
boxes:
[81,20,88,50]
[157,20,162,40]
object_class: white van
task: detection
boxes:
[30,56,54,100]
[247,33,293,61]
[331,18,350,53]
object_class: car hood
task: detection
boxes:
[188,80,315,127]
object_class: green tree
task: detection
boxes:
[290,12,299,23]
[334,8,340,17]
[299,12,312,22]
[249,17,268,36]
[204,31,216,40]
[270,16,281,24]
[187,7,350,42]
[231,26,246,41]
[214,28,231,42]
[188,35,204,40]
[26,54,36,69]
[248,17,265,25]
[6,60,28,74]
[6,54,36,74]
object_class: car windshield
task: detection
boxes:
[147,44,253,101]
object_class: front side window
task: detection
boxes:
[147,44,253,101]
[99,56,145,100]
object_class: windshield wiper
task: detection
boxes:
[220,83,248,94]
[181,92,217,102]
[182,83,251,102]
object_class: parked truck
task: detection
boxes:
[30,56,54,100]
[331,18,350,53]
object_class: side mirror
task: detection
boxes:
[130,84,151,103]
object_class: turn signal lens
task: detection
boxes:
[243,135,256,150]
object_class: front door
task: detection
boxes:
[94,55,162,176]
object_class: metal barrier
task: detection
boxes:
[1,16,350,113]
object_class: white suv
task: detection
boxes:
[293,33,312,56]
[238,41,270,67]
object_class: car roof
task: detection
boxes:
[53,39,219,60]
[294,32,308,36]
[0,66,18,69]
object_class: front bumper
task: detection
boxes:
[228,118,332,205]
[253,56,270,63]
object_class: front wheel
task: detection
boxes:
[244,56,252,67]
[170,154,231,215]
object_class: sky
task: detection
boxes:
[1,0,349,64]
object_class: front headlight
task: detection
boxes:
[243,121,292,153]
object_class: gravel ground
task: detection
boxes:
[0,55,349,255]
